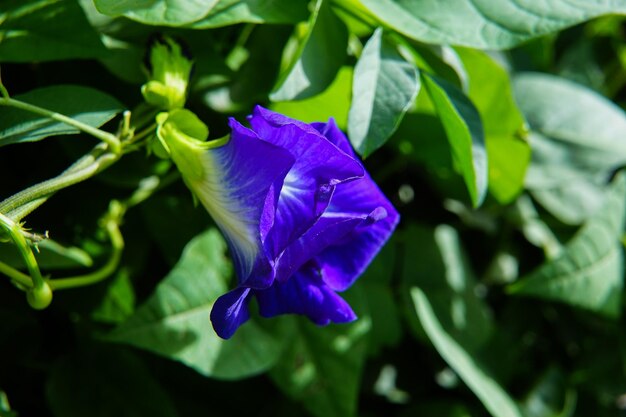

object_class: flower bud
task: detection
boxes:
[142,36,193,110]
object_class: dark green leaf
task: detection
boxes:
[422,73,487,207]
[46,345,178,417]
[107,229,287,379]
[271,315,370,417]
[0,85,123,147]
[0,0,106,62]
[270,0,348,101]
[508,172,626,318]
[348,28,420,157]
[359,0,626,49]
[91,268,136,324]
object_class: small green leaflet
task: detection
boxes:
[348,28,420,158]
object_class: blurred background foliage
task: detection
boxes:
[2,1,626,416]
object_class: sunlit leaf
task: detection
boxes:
[93,0,219,26]
[514,72,626,224]
[456,48,529,203]
[272,66,353,130]
[187,0,308,28]
[270,0,348,101]
[422,73,487,207]
[359,0,626,49]
[348,28,420,157]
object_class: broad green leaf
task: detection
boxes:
[0,85,123,147]
[272,66,353,130]
[457,48,529,203]
[508,172,626,317]
[46,345,179,417]
[347,28,420,157]
[0,0,106,62]
[270,0,348,101]
[93,0,219,26]
[358,0,626,50]
[411,288,523,417]
[187,0,308,28]
[514,73,626,224]
[107,229,287,380]
[422,73,487,207]
[271,315,370,417]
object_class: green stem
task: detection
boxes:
[0,260,33,288]
[0,67,9,99]
[49,209,124,290]
[0,213,43,290]
[0,144,120,220]
[0,97,121,153]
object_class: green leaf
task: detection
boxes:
[187,0,308,28]
[106,229,287,380]
[91,268,136,324]
[508,172,626,318]
[347,28,420,157]
[456,48,529,203]
[272,66,353,130]
[0,85,123,147]
[358,0,626,50]
[93,0,219,26]
[271,315,370,417]
[422,73,487,207]
[514,73,626,224]
[270,0,348,101]
[46,345,179,417]
[411,288,523,417]
[0,0,106,62]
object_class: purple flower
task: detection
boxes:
[158,106,399,339]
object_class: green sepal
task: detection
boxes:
[155,109,227,183]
